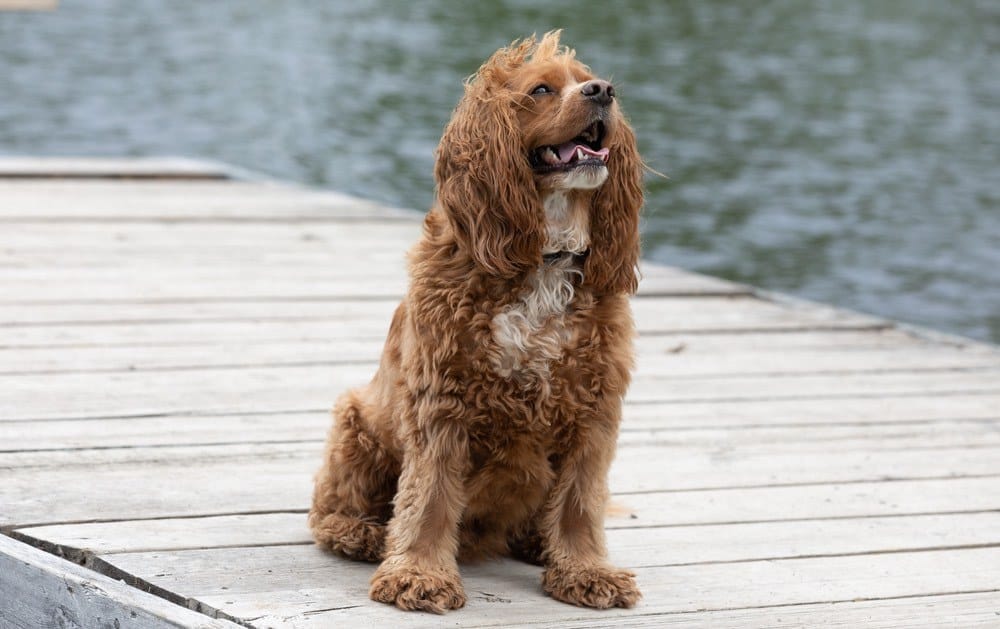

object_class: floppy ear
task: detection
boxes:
[434,47,543,278]
[585,116,643,295]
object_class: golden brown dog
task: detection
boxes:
[309,31,643,614]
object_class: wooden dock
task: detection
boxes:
[2,157,999,628]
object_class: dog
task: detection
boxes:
[309,31,643,614]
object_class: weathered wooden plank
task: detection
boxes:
[3,406,997,453]
[4,443,1000,527]
[0,333,941,375]
[0,233,745,298]
[6,431,1000,473]
[0,242,412,269]
[615,419,1000,449]
[0,324,926,353]
[18,510,1000,570]
[621,394,1000,428]
[634,327,947,351]
[0,274,742,306]
[96,544,1000,627]
[13,476,1000,556]
[0,214,762,298]
[628,370,1000,403]
[0,180,416,220]
[0,276,411,303]
[453,592,1000,629]
[0,451,316,528]
[3,397,998,449]
[0,288,928,334]
[0,157,232,179]
[2,340,994,377]
[0,443,322,471]
[610,476,1000,528]
[638,346,998,376]
[0,328,930,362]
[0,274,740,304]
[0,295,824,327]
[0,314,900,351]
[609,512,1000,568]
[0,250,409,272]
[638,267,751,296]
[3,270,732,304]
[0,533,237,629]
[0,411,328,450]
[608,444,1000,492]
[15,514,313,557]
[0,319,389,349]
[0,235,410,282]
[2,361,997,421]
[0,243,730,282]
[1,219,421,250]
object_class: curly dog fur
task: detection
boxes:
[309,31,643,614]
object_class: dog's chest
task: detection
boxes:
[490,192,588,382]
[490,261,578,380]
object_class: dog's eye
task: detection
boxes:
[531,84,553,95]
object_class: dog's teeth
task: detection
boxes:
[576,148,585,161]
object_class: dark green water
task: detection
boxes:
[2,1,998,342]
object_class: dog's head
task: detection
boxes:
[434,31,643,294]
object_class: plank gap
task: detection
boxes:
[0,173,232,181]
[467,589,1000,629]
[6,388,1000,423]
[0,317,892,331]
[4,509,309,534]
[0,407,321,424]
[0,438,321,455]
[0,291,754,306]
[0,215,421,224]
[624,388,1000,405]
[639,323,894,336]
[611,472,1000,496]
[627,542,1000,570]
[6,361,999,379]
[610,508,1000,531]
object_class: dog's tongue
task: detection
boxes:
[556,141,610,163]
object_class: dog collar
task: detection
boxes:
[542,250,589,266]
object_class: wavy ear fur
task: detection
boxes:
[585,117,643,295]
[434,40,543,278]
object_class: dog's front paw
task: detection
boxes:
[370,561,466,614]
[542,563,641,609]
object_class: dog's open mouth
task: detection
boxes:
[530,120,609,173]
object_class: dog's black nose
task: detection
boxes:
[581,80,615,106]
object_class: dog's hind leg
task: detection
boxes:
[309,389,399,562]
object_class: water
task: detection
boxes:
[2,0,998,343]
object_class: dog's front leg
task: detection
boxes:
[369,412,469,614]
[539,400,641,609]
